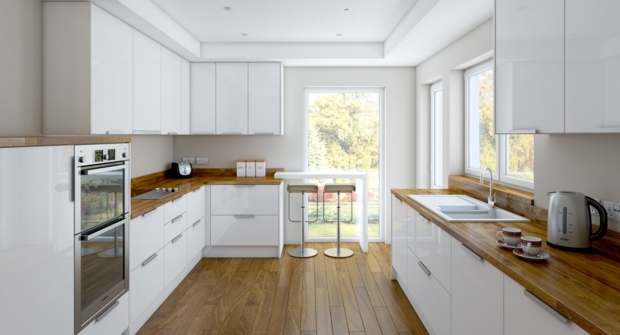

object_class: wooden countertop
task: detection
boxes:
[0,136,131,148]
[392,189,620,335]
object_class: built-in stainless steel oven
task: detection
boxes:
[74,143,130,334]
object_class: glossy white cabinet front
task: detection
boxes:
[130,207,165,270]
[130,249,164,325]
[414,212,451,294]
[133,30,161,133]
[210,185,279,215]
[0,146,74,334]
[391,195,408,279]
[164,233,188,287]
[79,293,129,335]
[190,63,216,134]
[211,215,280,246]
[181,59,191,134]
[216,63,249,134]
[249,63,282,135]
[187,186,206,226]
[160,47,182,135]
[187,217,206,258]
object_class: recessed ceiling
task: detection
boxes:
[152,0,418,43]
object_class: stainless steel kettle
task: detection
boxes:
[547,191,608,249]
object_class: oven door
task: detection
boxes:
[74,217,129,333]
[76,161,129,233]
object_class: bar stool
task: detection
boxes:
[287,183,319,258]
[323,184,356,258]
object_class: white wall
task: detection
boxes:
[0,0,43,136]
[415,19,494,187]
[174,67,416,243]
[130,136,174,178]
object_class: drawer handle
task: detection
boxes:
[95,300,119,322]
[172,196,184,203]
[234,215,256,218]
[461,244,483,261]
[171,214,183,223]
[523,289,569,324]
[418,261,431,276]
[105,130,125,135]
[142,253,158,266]
[142,208,157,217]
[192,219,201,227]
[172,233,183,243]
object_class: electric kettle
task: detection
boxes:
[547,191,608,249]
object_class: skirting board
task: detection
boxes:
[203,245,283,258]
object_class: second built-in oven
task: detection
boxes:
[74,143,130,334]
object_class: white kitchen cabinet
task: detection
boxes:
[495,0,565,134]
[210,185,279,215]
[79,293,129,335]
[211,215,280,246]
[130,207,165,271]
[504,275,587,335]
[565,0,620,132]
[160,47,182,135]
[164,212,188,244]
[216,63,249,134]
[188,217,206,258]
[414,211,451,294]
[44,3,133,135]
[190,63,217,134]
[133,30,161,134]
[164,194,188,223]
[249,63,283,135]
[164,232,188,287]
[451,237,503,335]
[187,186,206,226]
[391,195,408,280]
[130,249,164,325]
[181,59,191,134]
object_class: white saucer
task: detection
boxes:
[496,239,520,249]
[513,248,549,261]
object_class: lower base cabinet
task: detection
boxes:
[188,216,206,257]
[164,233,188,287]
[80,294,129,335]
[130,250,165,324]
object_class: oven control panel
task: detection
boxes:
[75,143,130,167]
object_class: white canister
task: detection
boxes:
[246,160,256,177]
[256,159,266,177]
[236,160,246,177]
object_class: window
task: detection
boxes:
[465,60,534,189]
[430,81,443,188]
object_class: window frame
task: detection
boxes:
[430,81,443,189]
[464,60,534,190]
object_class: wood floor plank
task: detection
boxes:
[364,250,382,273]
[285,305,302,335]
[325,255,344,307]
[301,271,317,331]
[235,305,258,335]
[345,255,365,288]
[268,286,290,335]
[252,271,279,331]
[331,306,349,335]
[314,243,328,288]
[315,286,333,335]
[375,306,399,335]
[301,331,317,335]
[354,287,382,335]
[355,257,386,307]
[338,271,364,332]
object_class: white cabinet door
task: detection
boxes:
[164,212,188,243]
[187,186,206,226]
[216,63,248,134]
[210,185,279,215]
[90,4,133,135]
[565,0,620,132]
[130,249,164,323]
[164,194,187,223]
[211,215,280,246]
[164,233,188,287]
[451,237,503,335]
[190,63,216,134]
[414,212,451,293]
[495,0,564,134]
[391,195,408,280]
[133,30,161,133]
[187,217,206,259]
[249,63,282,135]
[130,207,164,271]
[181,58,191,134]
[504,275,587,335]
[160,47,182,135]
[79,293,129,335]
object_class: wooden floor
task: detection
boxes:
[137,242,428,335]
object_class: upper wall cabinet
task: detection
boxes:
[44,3,133,135]
[495,0,564,134]
[181,59,191,135]
[160,47,182,135]
[496,0,620,134]
[133,31,162,134]
[565,0,620,133]
[191,62,284,135]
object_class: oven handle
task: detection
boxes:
[95,300,120,323]
[79,219,127,241]
[80,162,127,175]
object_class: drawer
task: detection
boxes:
[187,186,205,226]
[130,207,164,270]
[130,249,164,323]
[164,232,187,287]
[211,215,279,246]
[79,293,128,335]
[187,216,206,259]
[164,212,187,243]
[210,185,279,215]
[415,218,452,293]
[164,194,187,223]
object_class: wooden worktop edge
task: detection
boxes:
[0,135,132,147]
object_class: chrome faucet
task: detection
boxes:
[479,167,496,207]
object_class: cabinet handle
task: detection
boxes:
[95,300,119,322]
[594,127,620,133]
[461,244,483,261]
[234,215,256,218]
[171,214,183,223]
[105,130,125,135]
[418,261,431,276]
[523,289,569,324]
[142,253,158,266]
[142,208,157,217]
[509,129,537,134]
[172,233,183,243]
[192,219,201,227]
[172,196,183,203]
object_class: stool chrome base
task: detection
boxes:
[324,247,354,258]
[288,247,318,258]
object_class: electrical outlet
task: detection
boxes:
[603,200,620,222]
[182,157,195,164]
[196,157,208,165]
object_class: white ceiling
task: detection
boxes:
[128,0,494,66]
